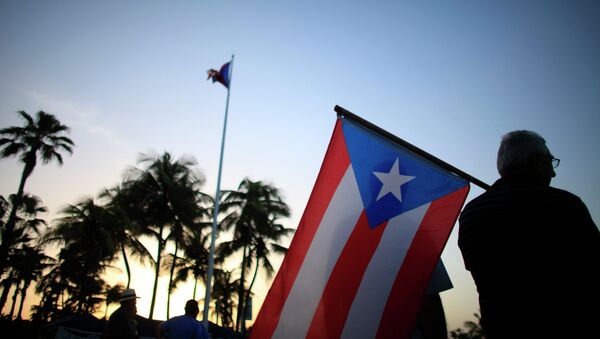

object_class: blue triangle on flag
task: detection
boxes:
[342,119,468,228]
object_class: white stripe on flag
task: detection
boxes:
[341,203,430,339]
[273,166,363,339]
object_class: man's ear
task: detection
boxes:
[530,153,554,185]
[530,153,545,171]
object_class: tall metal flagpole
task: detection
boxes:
[204,54,234,330]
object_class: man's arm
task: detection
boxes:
[418,293,447,339]
[156,321,167,339]
[195,321,209,339]
[102,313,122,339]
[155,324,162,339]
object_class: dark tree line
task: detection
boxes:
[0,110,292,332]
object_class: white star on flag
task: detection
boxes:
[373,158,415,202]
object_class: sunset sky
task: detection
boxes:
[1,0,599,331]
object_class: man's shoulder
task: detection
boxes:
[164,315,186,323]
[460,182,587,224]
[546,186,583,202]
[166,315,201,325]
[467,181,580,205]
[107,307,124,321]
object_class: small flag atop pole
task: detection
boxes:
[207,61,232,88]
[203,55,234,331]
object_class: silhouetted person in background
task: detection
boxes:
[103,289,140,339]
[458,130,600,338]
[411,260,452,339]
[156,299,208,339]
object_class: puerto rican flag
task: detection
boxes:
[207,61,231,88]
[250,117,470,339]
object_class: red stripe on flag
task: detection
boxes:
[250,120,351,339]
[306,212,387,339]
[376,185,470,338]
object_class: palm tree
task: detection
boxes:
[163,181,211,319]
[0,193,48,313]
[0,110,74,275]
[7,278,20,319]
[0,275,15,316]
[164,220,188,320]
[210,268,238,328]
[123,152,206,319]
[242,218,291,322]
[169,224,214,301]
[0,193,48,238]
[450,313,485,339]
[0,195,12,313]
[103,283,125,319]
[217,178,292,332]
[32,263,70,322]
[11,245,53,319]
[165,213,212,318]
[42,197,117,314]
[99,186,153,288]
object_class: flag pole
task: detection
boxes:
[204,54,234,330]
[334,105,491,190]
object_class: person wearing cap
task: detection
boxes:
[156,299,208,339]
[102,288,140,339]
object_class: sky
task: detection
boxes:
[1,0,599,332]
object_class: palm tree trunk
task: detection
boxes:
[166,243,178,319]
[78,262,91,314]
[61,289,65,311]
[241,259,260,337]
[149,225,164,320]
[78,283,86,313]
[235,244,248,332]
[242,259,259,337]
[193,277,198,300]
[8,281,20,319]
[16,280,30,319]
[0,157,35,275]
[0,278,13,311]
[121,245,131,288]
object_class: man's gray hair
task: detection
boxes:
[497,130,548,176]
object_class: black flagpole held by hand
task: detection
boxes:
[334,105,490,191]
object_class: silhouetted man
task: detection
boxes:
[156,299,208,339]
[459,130,599,338]
[103,289,140,339]
[412,260,453,339]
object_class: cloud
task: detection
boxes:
[25,90,134,152]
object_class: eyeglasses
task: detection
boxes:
[551,156,560,169]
